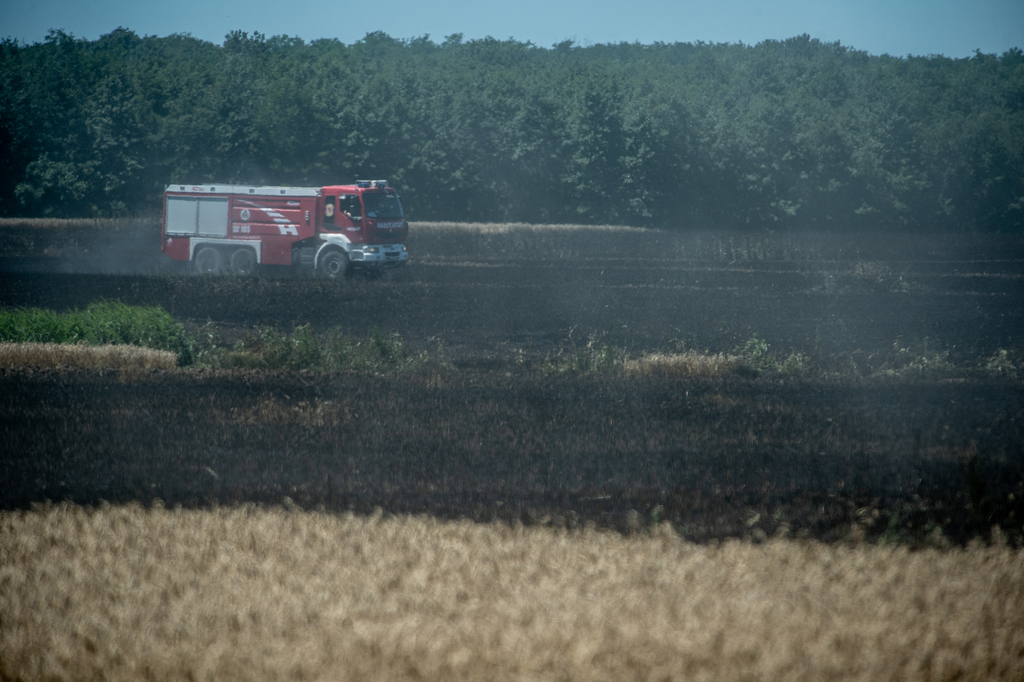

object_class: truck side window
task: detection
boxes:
[341,195,361,222]
[324,195,336,226]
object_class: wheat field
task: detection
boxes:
[0,343,178,371]
[410,220,649,233]
[623,351,745,378]
[1,503,1021,681]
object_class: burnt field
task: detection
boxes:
[2,221,1023,545]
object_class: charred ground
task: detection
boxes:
[1,221,1022,545]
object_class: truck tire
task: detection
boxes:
[194,247,225,276]
[230,248,257,276]
[318,250,349,279]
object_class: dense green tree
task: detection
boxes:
[0,29,1021,231]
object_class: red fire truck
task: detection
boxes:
[161,180,409,277]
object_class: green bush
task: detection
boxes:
[736,334,777,372]
[0,302,193,364]
[983,349,1021,379]
[539,334,625,375]
[204,325,429,373]
[873,339,955,380]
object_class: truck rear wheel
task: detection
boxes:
[230,248,257,276]
[318,250,349,279]
[194,247,225,276]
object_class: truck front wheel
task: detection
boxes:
[318,250,349,279]
[194,247,225,276]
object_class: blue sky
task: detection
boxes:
[2,0,1021,57]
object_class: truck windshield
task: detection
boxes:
[362,191,403,219]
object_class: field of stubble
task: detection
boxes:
[1,219,1023,680]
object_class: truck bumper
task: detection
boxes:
[348,244,409,268]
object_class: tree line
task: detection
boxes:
[1,28,1022,231]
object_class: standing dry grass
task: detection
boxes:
[2,504,1022,681]
[410,220,649,234]
[0,218,129,229]
[623,351,744,378]
[0,342,178,370]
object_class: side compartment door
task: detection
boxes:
[197,198,229,237]
[165,196,229,237]
[165,196,198,235]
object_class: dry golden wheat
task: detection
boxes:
[0,218,111,229]
[0,217,157,229]
[2,504,1021,681]
[623,351,745,378]
[410,221,648,233]
[0,343,178,370]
